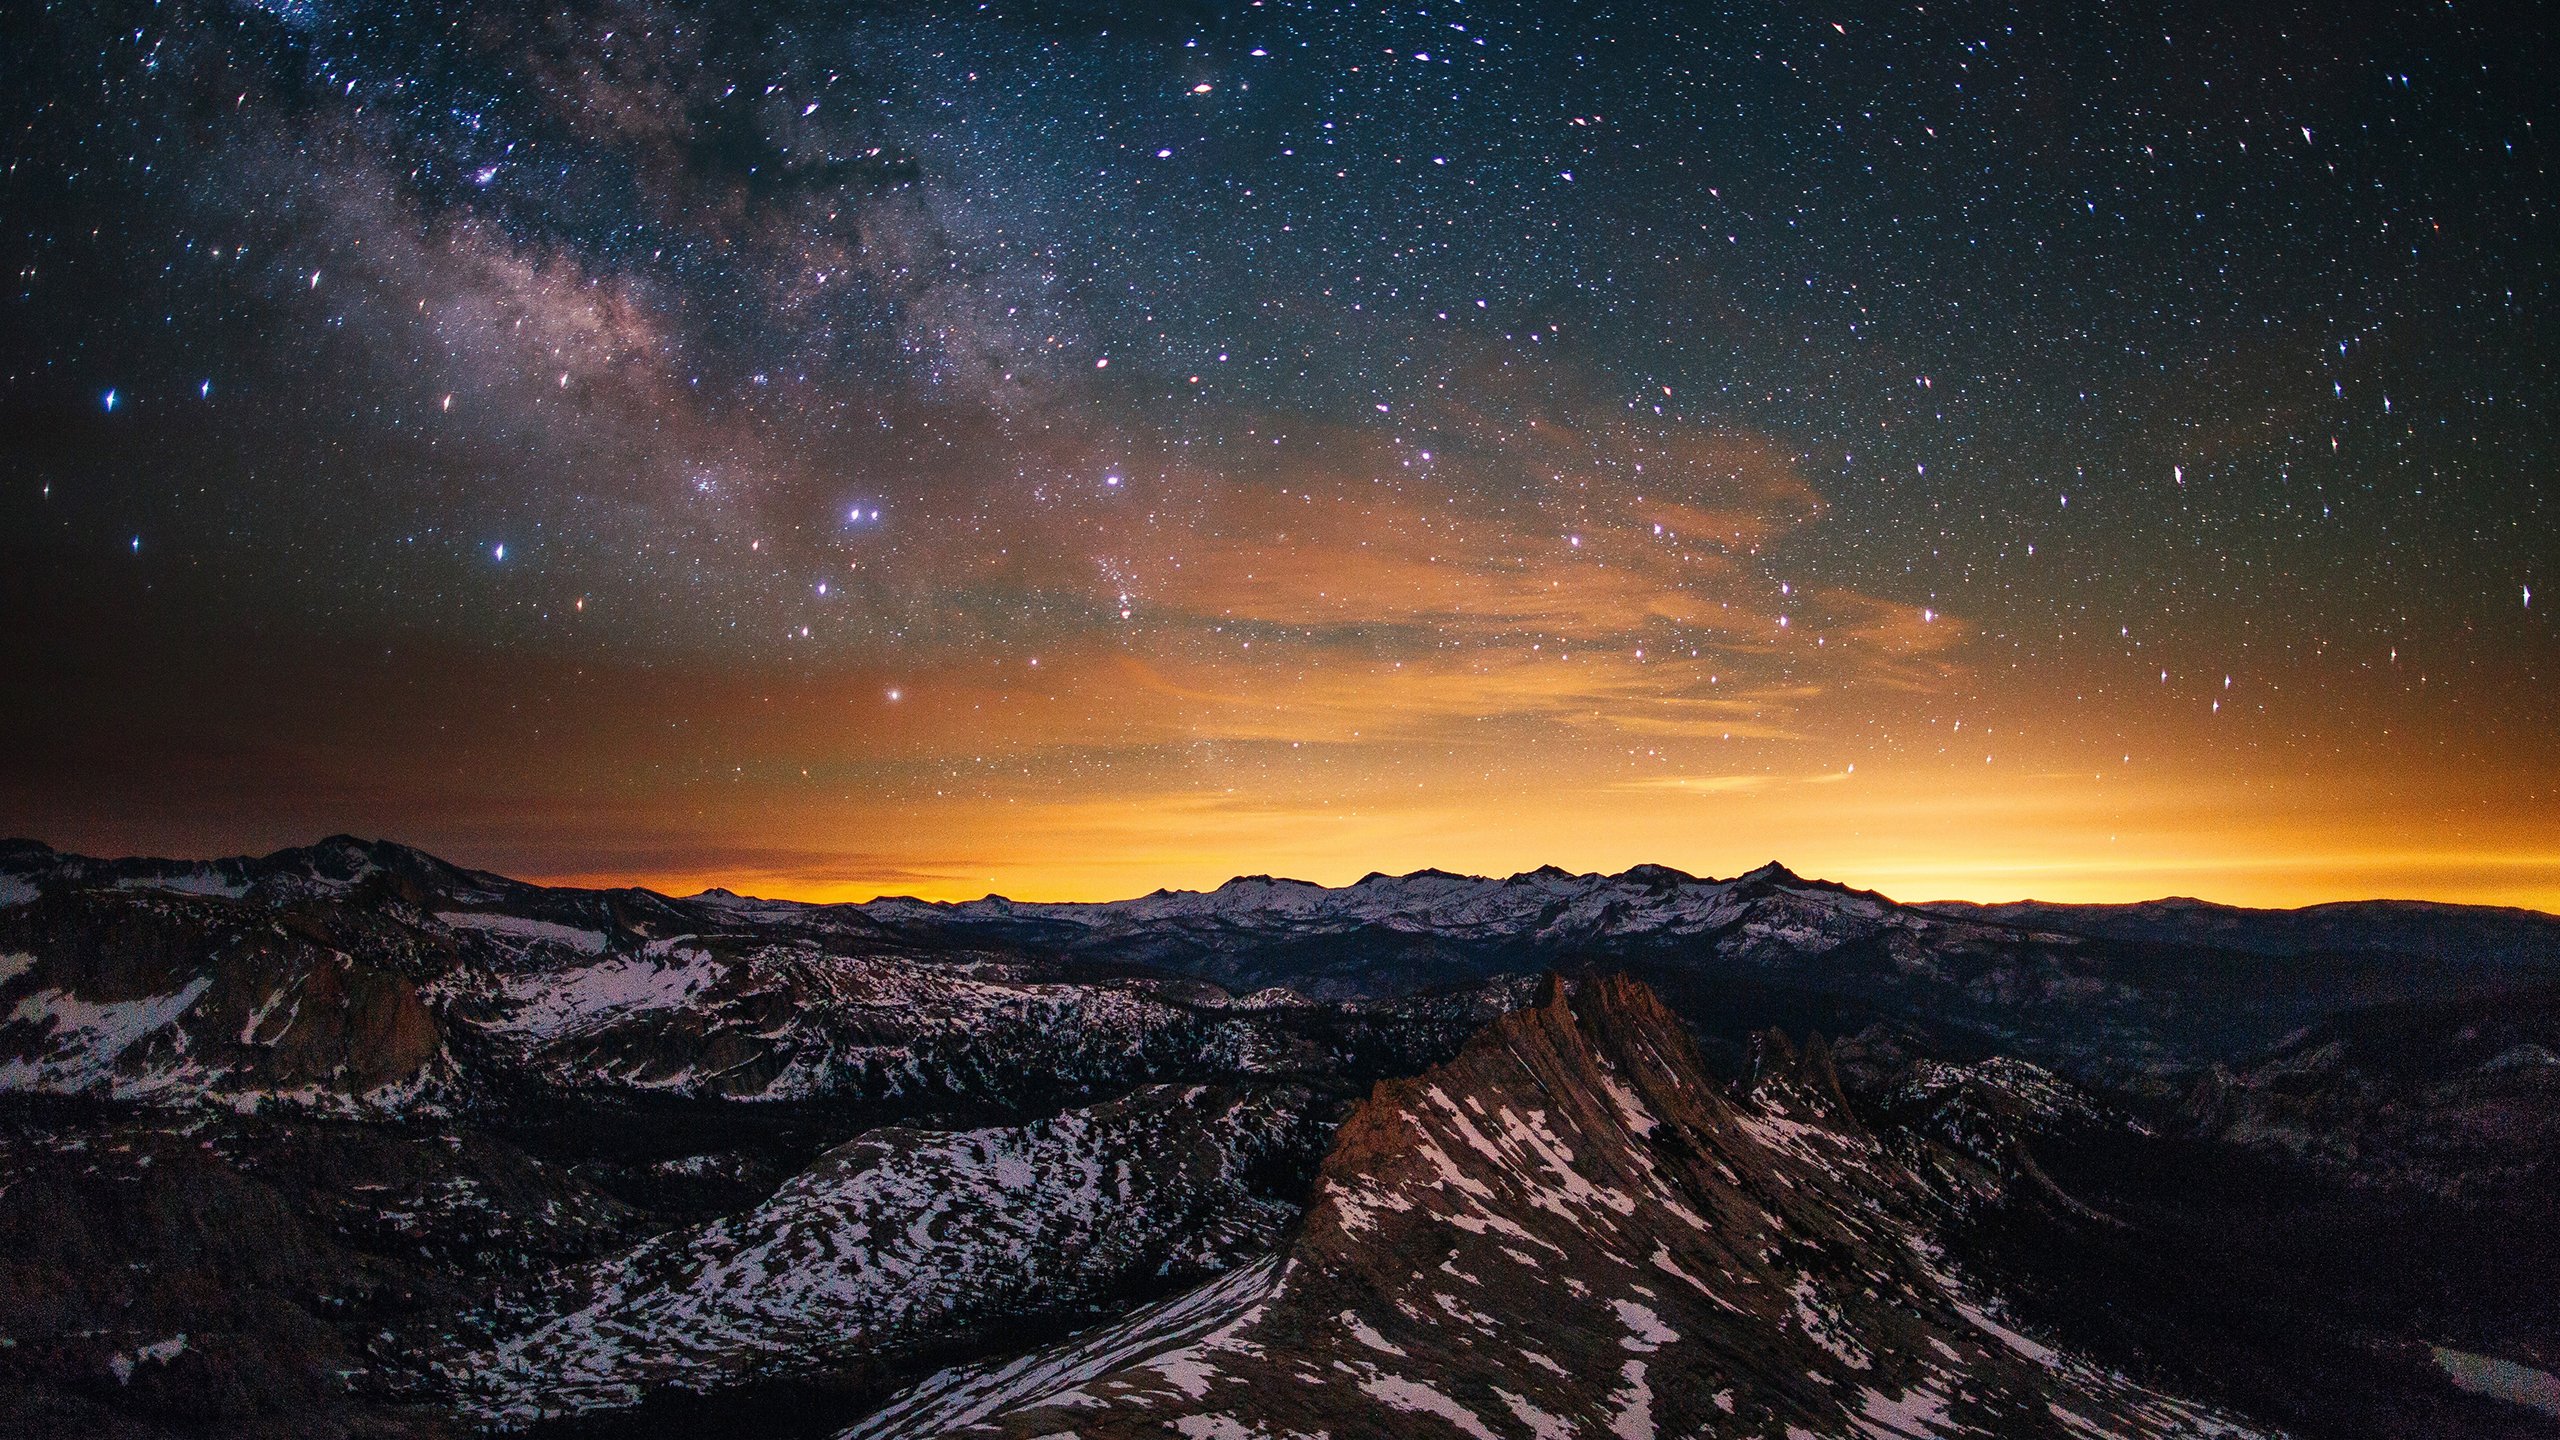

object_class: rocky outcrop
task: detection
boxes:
[0,890,446,1111]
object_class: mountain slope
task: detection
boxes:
[848,975,2266,1440]
[448,1082,1324,1430]
[0,839,1535,1439]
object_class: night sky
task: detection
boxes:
[3,0,2553,906]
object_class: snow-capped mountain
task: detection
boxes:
[0,837,1525,1119]
[874,860,1859,947]
[16,834,2547,1116]
[3,836,2555,1440]
[864,858,2560,1091]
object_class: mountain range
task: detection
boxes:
[2,836,2554,1439]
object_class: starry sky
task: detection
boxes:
[3,0,2554,907]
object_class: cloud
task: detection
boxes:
[1612,774,1778,794]
[1017,400,1967,751]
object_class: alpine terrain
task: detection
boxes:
[2,837,2553,1439]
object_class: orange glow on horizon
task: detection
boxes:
[523,756,2560,915]
[12,400,2550,917]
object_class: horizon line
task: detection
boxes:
[11,832,2558,921]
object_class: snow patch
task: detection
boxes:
[1173,1416,1268,1440]
[1596,1068,1658,1136]
[118,868,247,899]
[2432,1346,2560,1419]
[1358,1372,1498,1440]
[1790,1276,1872,1370]
[1607,1359,1655,1440]
[1341,1312,1406,1357]
[483,952,722,1037]
[109,1333,188,1384]
[438,911,611,953]
[0,977,214,1094]
[1496,1387,1577,1440]
[1611,1298,1679,1352]
[1855,1380,1955,1438]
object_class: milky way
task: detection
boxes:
[3,0,2553,904]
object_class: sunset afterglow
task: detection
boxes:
[3,1,2549,911]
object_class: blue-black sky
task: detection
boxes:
[3,0,2553,904]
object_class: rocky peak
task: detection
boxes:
[853,974,2268,1440]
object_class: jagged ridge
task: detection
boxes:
[851,974,2265,1440]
